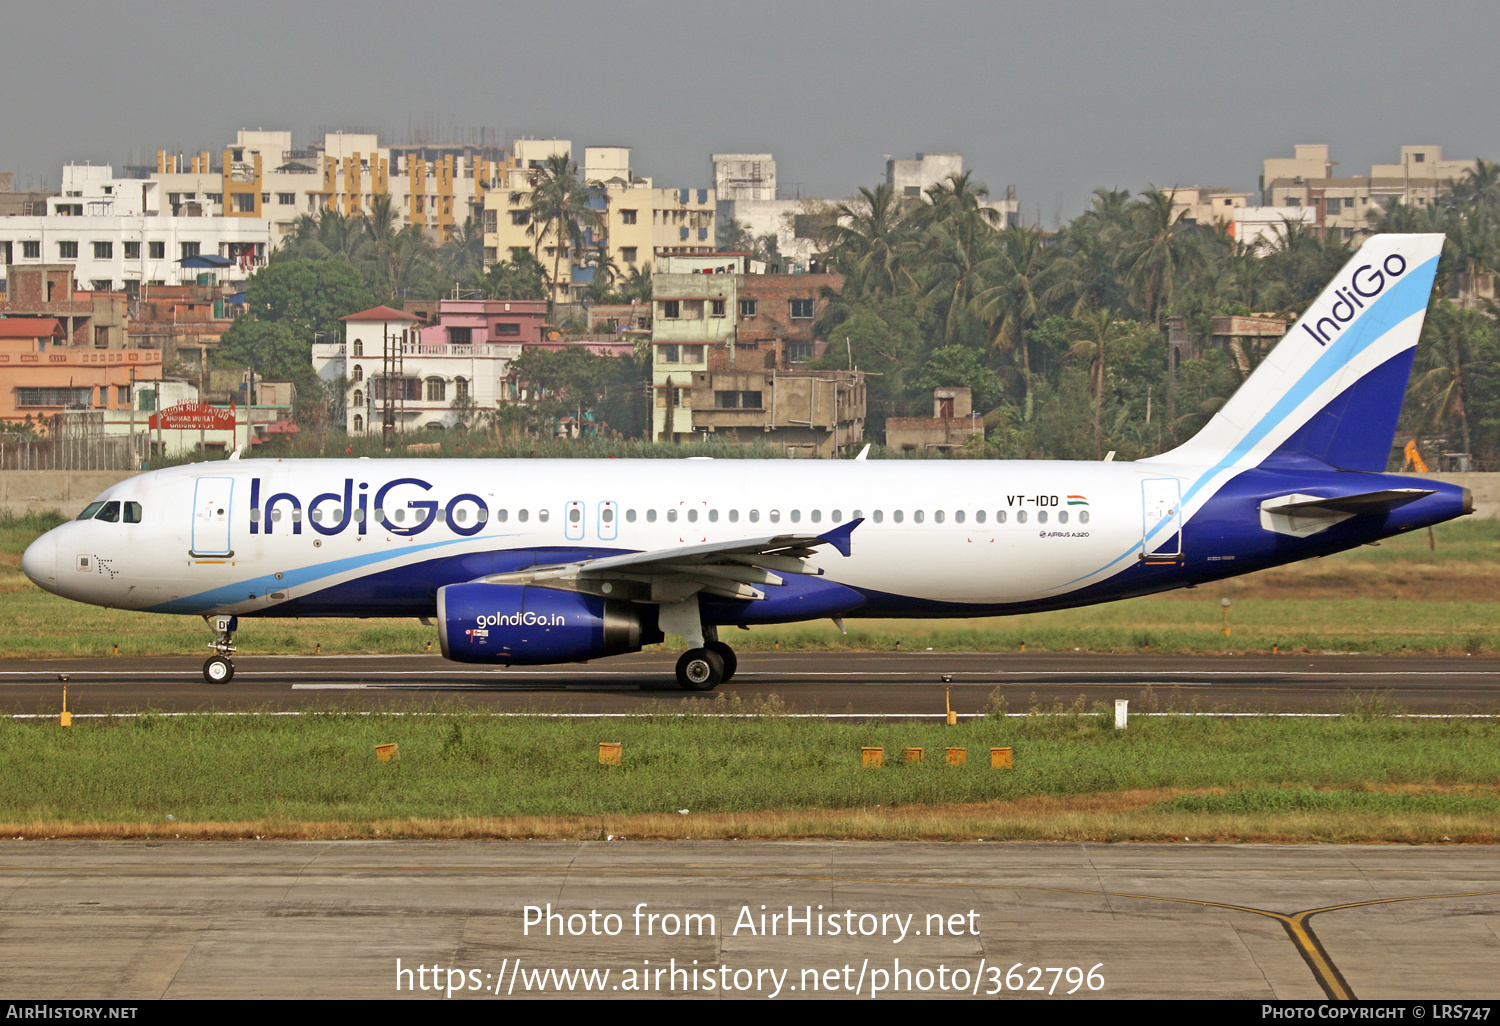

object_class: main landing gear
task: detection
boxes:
[676,627,738,691]
[202,615,237,684]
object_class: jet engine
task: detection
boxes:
[436,583,655,664]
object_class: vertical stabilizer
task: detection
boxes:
[1148,233,1443,473]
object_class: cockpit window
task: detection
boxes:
[124,502,142,524]
[77,502,105,521]
[94,501,121,523]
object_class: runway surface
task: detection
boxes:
[3,651,1500,715]
[1,840,1495,999]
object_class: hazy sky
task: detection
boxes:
[4,0,1498,223]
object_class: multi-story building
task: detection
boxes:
[0,166,272,294]
[1164,186,1250,227]
[483,144,715,304]
[0,265,128,349]
[0,317,161,429]
[1260,144,1479,240]
[314,300,546,435]
[886,151,1020,226]
[885,387,985,452]
[135,129,512,247]
[649,255,860,454]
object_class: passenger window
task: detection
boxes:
[687,509,698,523]
[708,509,718,522]
[358,508,371,523]
[810,510,821,524]
[893,510,904,524]
[1080,511,1090,524]
[647,509,657,523]
[935,510,945,524]
[1038,510,1048,524]
[250,508,262,523]
[124,502,142,524]
[667,509,678,523]
[292,509,302,522]
[729,509,739,523]
[769,510,780,523]
[975,510,985,524]
[832,509,842,521]
[790,510,801,523]
[626,509,637,523]
[272,509,283,522]
[569,507,581,523]
[872,510,883,523]
[497,509,508,522]
[1058,510,1068,524]
[391,509,403,523]
[995,510,1006,523]
[518,510,529,522]
[601,508,614,524]
[455,508,468,523]
[1016,510,1027,524]
[476,508,488,522]
[749,510,759,523]
[852,509,862,520]
[76,502,105,521]
[954,510,964,524]
[95,501,121,523]
[538,510,549,522]
[914,510,924,524]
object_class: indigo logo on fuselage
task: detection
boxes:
[1301,253,1407,347]
[247,477,489,538]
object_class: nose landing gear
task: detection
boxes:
[202,615,238,684]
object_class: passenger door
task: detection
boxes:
[1140,478,1183,563]
[191,476,234,557]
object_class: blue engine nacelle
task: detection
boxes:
[437,583,647,665]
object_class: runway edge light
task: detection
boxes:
[60,686,71,728]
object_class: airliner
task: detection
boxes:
[22,234,1469,688]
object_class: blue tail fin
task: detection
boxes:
[1148,233,1443,473]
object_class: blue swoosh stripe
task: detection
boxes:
[146,534,517,614]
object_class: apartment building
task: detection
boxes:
[0,317,162,428]
[1164,186,1250,227]
[313,300,545,435]
[0,265,128,349]
[483,144,715,304]
[885,152,1020,226]
[1260,144,1479,239]
[0,167,272,294]
[649,255,860,454]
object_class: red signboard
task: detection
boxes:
[148,402,238,431]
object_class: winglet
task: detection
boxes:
[817,518,864,557]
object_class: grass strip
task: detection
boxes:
[5,699,1500,841]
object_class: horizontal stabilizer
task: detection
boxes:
[1259,488,1434,537]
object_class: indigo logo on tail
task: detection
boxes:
[1302,253,1408,346]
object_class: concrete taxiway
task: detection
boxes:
[2,652,1499,716]
[0,841,1495,999]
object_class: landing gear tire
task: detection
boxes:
[704,641,737,682]
[676,648,725,691]
[203,655,235,684]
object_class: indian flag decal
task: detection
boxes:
[1067,495,1089,506]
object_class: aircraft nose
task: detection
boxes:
[22,531,58,593]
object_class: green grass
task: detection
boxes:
[4,704,1499,825]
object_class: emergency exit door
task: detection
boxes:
[191,477,234,556]
[1140,478,1183,562]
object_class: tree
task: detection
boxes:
[244,259,378,341]
[213,318,325,419]
[480,250,550,301]
[510,154,603,309]
[915,345,1003,412]
[820,183,914,296]
[1068,309,1145,459]
[1120,187,1205,324]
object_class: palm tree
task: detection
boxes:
[970,225,1048,414]
[820,182,914,296]
[1068,308,1143,459]
[510,154,603,310]
[1408,302,1492,456]
[1120,187,1204,324]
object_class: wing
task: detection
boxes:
[479,519,864,604]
